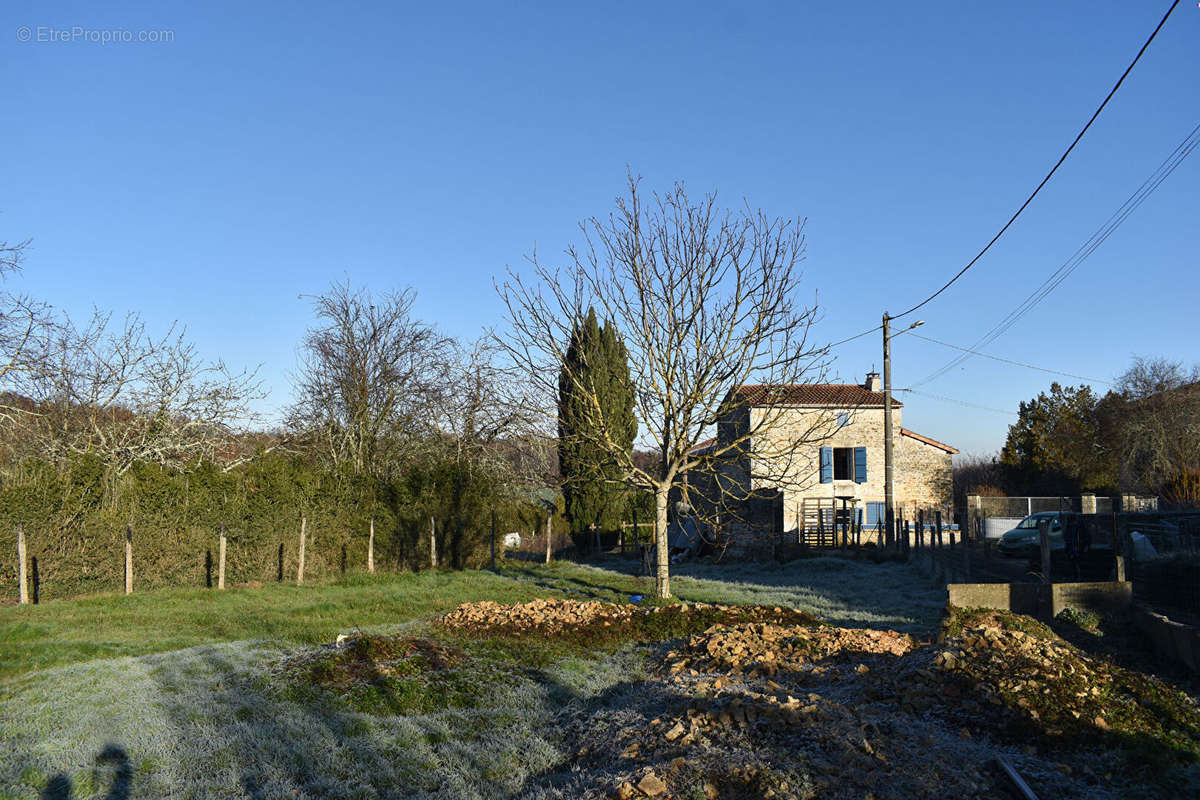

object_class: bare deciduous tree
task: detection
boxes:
[289,280,452,477]
[499,175,830,598]
[15,310,263,472]
[1111,356,1200,494]
[0,238,53,427]
[430,336,541,478]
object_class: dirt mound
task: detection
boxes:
[897,611,1200,768]
[541,610,1200,799]
[665,622,914,679]
[282,635,460,689]
[438,598,819,642]
[273,634,496,714]
[440,598,640,633]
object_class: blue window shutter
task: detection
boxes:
[853,446,867,483]
[866,502,883,527]
[819,447,832,483]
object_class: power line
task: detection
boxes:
[888,0,1181,323]
[826,325,881,350]
[914,119,1200,387]
[894,388,1016,416]
[908,332,1113,385]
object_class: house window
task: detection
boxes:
[819,445,867,483]
[837,412,851,428]
[833,447,854,480]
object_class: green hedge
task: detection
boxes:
[0,453,557,601]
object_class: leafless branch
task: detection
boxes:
[498,173,832,597]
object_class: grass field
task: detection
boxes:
[0,556,946,799]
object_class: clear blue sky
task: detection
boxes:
[4,0,1197,456]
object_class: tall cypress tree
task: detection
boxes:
[558,308,637,546]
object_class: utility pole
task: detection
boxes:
[882,313,924,552]
[882,313,895,550]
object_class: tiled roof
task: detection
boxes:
[732,384,901,408]
[689,437,716,455]
[901,428,958,454]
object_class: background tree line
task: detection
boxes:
[6,172,840,603]
[0,245,563,600]
[955,356,1200,507]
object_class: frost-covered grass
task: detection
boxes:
[0,556,945,798]
[0,639,640,799]
[501,555,947,633]
[0,556,944,682]
[0,569,555,680]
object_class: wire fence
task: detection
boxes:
[952,500,1200,619]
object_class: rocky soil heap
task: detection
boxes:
[308,600,1199,799]
[439,597,818,641]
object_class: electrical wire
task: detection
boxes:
[821,1,1180,358]
[908,332,1113,385]
[894,388,1017,416]
[914,119,1200,387]
[887,0,1181,323]
[826,325,882,350]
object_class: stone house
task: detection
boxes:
[687,372,956,547]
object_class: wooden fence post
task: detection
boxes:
[17,526,29,604]
[544,515,552,564]
[277,542,284,582]
[124,523,133,595]
[429,515,438,569]
[296,516,307,585]
[368,518,375,574]
[31,556,39,604]
[490,511,497,572]
[218,524,227,590]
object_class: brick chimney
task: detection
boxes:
[864,371,881,392]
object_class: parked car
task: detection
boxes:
[996,512,1064,558]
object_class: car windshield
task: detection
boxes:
[1016,514,1054,529]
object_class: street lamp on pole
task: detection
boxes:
[882,314,924,550]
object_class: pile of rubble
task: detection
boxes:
[664,622,914,680]
[438,598,817,638]
[895,611,1200,751]
[440,598,640,633]
[539,609,1200,799]
[326,599,1198,798]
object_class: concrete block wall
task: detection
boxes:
[945,580,1133,620]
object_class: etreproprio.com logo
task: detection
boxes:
[16,25,175,44]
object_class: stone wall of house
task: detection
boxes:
[895,435,954,512]
[688,399,955,557]
[748,404,901,529]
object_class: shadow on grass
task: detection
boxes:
[498,562,646,602]
[512,555,947,634]
[138,642,568,799]
[41,744,131,800]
